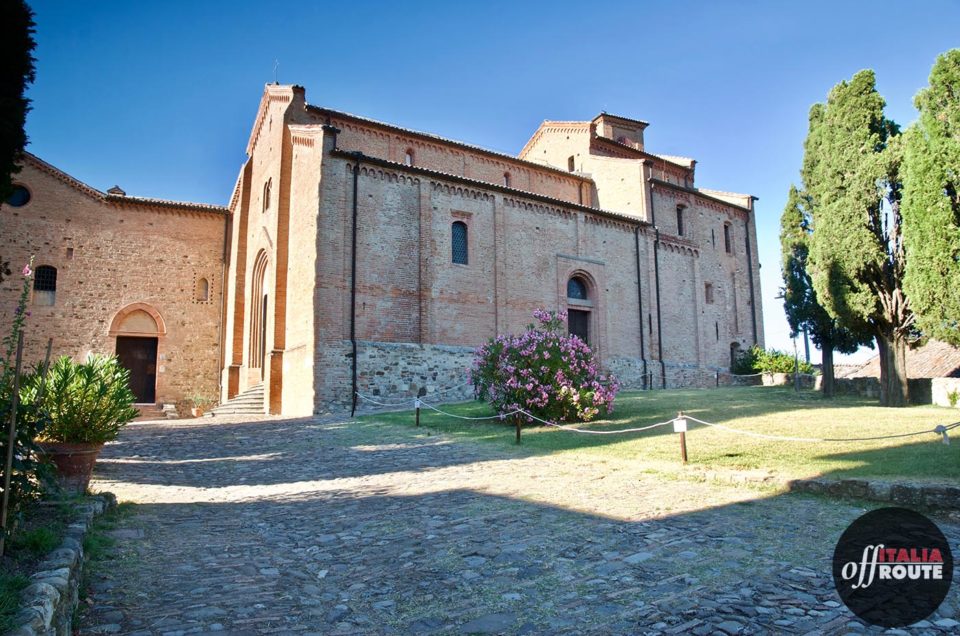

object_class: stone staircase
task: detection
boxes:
[208,384,265,417]
[134,404,166,421]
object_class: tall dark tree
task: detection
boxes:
[0,0,36,205]
[780,185,871,397]
[0,0,36,284]
[803,70,912,407]
[902,49,960,346]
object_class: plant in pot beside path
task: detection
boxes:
[22,355,139,494]
[189,393,212,417]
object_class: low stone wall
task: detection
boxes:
[833,377,933,405]
[353,341,476,411]
[932,377,960,408]
[9,493,116,636]
[789,478,960,510]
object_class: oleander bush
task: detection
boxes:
[471,309,620,423]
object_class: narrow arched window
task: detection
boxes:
[263,178,272,213]
[451,221,468,264]
[567,276,588,301]
[404,149,414,166]
[676,205,685,236]
[34,265,57,306]
[503,172,511,187]
[196,277,210,302]
[567,275,591,344]
[567,155,575,172]
[723,223,733,253]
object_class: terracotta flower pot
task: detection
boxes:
[36,441,105,494]
[191,407,203,418]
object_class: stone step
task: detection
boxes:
[209,384,265,417]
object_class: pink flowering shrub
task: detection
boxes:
[471,309,620,423]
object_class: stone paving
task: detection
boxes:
[80,414,960,635]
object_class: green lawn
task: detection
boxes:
[363,387,960,484]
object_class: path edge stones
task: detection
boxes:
[788,478,960,510]
[7,493,116,636]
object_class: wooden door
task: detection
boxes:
[116,336,158,403]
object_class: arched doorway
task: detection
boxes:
[109,303,166,404]
[249,251,269,381]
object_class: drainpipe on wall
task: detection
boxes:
[349,152,361,417]
[633,225,647,389]
[744,214,758,346]
[648,182,666,389]
[217,211,231,403]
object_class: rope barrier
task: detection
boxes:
[417,399,523,421]
[355,391,956,446]
[354,382,474,405]
[684,414,959,444]
[516,409,677,435]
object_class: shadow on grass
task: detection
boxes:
[361,387,960,483]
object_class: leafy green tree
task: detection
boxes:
[803,70,912,407]
[780,185,871,397]
[902,49,960,345]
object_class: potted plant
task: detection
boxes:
[21,355,138,494]
[189,393,212,417]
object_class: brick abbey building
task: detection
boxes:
[0,84,763,416]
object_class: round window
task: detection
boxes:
[5,185,30,207]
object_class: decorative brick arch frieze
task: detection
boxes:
[108,302,167,337]
[433,182,493,201]
[659,240,699,258]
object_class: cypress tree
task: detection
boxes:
[902,49,960,346]
[780,185,871,397]
[803,70,912,407]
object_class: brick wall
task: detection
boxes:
[0,160,225,408]
[222,85,764,414]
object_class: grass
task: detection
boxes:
[363,386,960,483]
[9,525,63,556]
[0,573,30,633]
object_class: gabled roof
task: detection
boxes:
[20,152,227,215]
[592,112,650,128]
[848,340,960,379]
[308,105,594,183]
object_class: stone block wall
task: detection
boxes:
[0,158,226,406]
[931,377,960,408]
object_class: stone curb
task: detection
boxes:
[6,493,117,636]
[787,478,960,510]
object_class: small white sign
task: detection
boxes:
[673,418,688,433]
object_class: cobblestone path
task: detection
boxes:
[80,414,960,635]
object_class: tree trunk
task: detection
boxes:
[821,343,835,398]
[876,332,909,407]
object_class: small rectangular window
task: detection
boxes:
[724,224,732,254]
[705,282,714,304]
[676,206,685,236]
[451,221,468,265]
[568,309,590,343]
[567,156,575,172]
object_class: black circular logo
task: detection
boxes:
[833,507,953,627]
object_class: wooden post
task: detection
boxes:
[515,415,521,445]
[415,387,426,428]
[0,332,26,557]
[675,410,688,465]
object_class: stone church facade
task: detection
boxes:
[221,85,762,416]
[0,84,762,416]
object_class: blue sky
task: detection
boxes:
[24,0,960,363]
